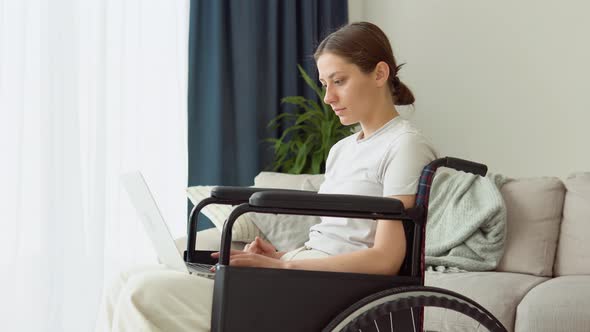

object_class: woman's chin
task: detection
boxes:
[338,117,353,126]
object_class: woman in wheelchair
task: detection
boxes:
[98,21,439,331]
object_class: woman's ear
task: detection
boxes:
[374,61,390,88]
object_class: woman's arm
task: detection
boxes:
[243,236,287,259]
[219,195,416,275]
[285,194,412,276]
[213,194,413,276]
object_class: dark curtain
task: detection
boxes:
[187,0,348,230]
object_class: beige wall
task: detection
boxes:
[348,0,589,178]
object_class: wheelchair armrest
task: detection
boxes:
[211,186,316,202]
[217,193,416,265]
[249,190,406,216]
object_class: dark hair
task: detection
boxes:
[314,22,415,106]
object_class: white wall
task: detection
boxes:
[348,0,590,178]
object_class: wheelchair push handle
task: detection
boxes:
[444,157,487,176]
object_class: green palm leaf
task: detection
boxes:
[265,65,353,174]
[297,64,324,101]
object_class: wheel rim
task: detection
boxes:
[325,286,506,332]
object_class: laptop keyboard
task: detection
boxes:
[187,262,215,274]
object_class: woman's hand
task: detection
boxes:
[243,236,283,259]
[210,249,287,271]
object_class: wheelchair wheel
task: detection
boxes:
[323,286,507,332]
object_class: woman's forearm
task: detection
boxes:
[274,251,287,259]
[283,247,402,276]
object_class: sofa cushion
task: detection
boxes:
[554,172,590,276]
[515,276,590,332]
[186,172,325,250]
[186,185,266,243]
[173,228,245,253]
[424,271,548,332]
[495,177,565,277]
[254,172,325,192]
[250,172,324,251]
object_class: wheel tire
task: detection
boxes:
[323,285,507,332]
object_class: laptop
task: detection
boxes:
[120,171,216,279]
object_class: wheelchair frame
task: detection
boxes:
[184,157,503,332]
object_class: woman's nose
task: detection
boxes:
[323,87,337,105]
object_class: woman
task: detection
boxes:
[97,21,437,332]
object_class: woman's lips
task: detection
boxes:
[334,108,346,115]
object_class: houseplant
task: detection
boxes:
[265,65,355,174]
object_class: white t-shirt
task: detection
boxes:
[304,116,438,255]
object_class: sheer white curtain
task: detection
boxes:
[0,0,190,331]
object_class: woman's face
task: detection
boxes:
[317,52,381,126]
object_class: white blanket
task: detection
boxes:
[425,168,508,271]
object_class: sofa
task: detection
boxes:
[178,171,590,332]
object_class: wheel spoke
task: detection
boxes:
[389,312,393,332]
[410,308,416,332]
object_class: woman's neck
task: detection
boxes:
[358,98,399,140]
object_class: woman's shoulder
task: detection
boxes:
[384,121,439,160]
[331,129,359,150]
[388,118,420,136]
[384,120,430,145]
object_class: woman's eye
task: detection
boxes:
[334,79,344,85]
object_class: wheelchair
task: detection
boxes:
[184,157,508,332]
